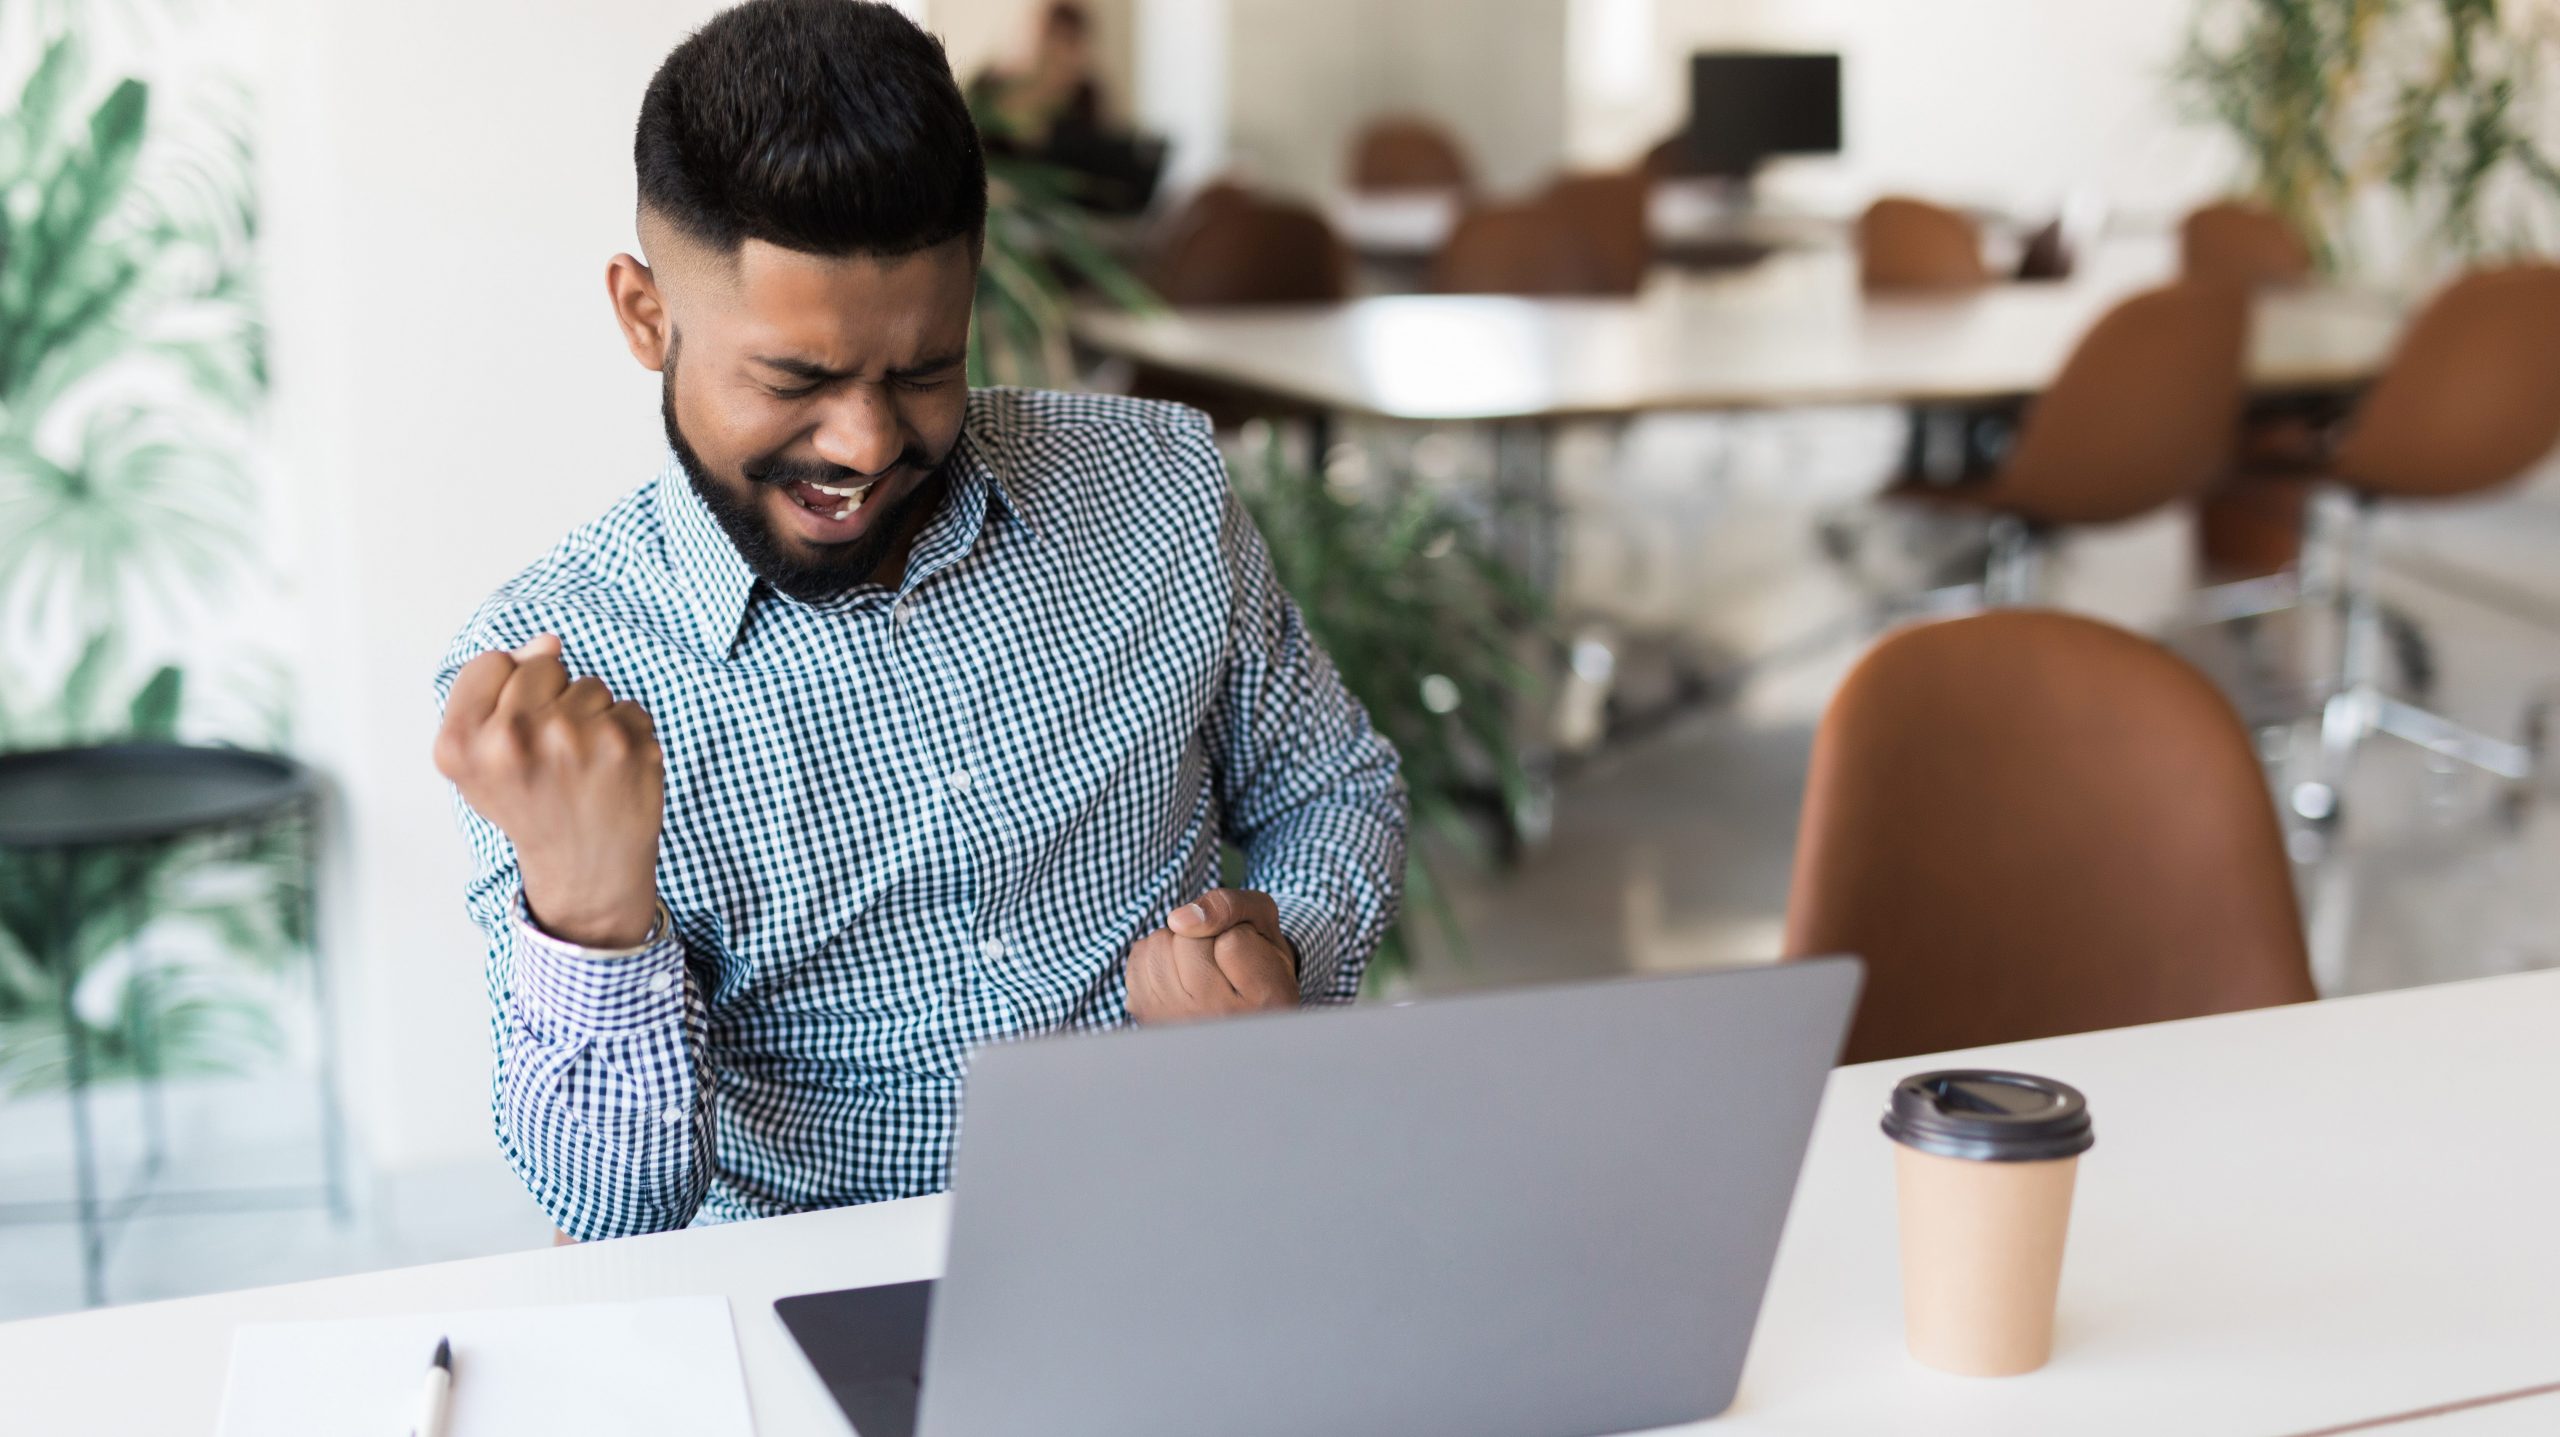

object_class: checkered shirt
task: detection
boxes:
[432,389,1407,1240]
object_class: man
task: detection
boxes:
[430,0,1404,1241]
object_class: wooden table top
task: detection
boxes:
[1075,248,2406,424]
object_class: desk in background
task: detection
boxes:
[1074,250,2403,425]
[5,969,2556,1435]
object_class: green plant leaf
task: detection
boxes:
[127,663,183,738]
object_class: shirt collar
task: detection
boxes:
[655,448,760,658]
[953,402,1040,542]
[651,400,1039,656]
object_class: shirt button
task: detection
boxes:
[649,970,676,996]
[948,768,973,792]
[980,938,1007,960]
[893,599,915,625]
[659,1106,685,1126]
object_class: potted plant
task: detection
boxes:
[2176,0,2560,273]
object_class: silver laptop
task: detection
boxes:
[777,958,1862,1437]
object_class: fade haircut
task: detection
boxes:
[635,0,987,258]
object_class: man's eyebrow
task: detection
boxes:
[887,351,969,378]
[749,354,844,382]
[748,351,969,382]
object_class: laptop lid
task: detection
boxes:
[915,958,1862,1437]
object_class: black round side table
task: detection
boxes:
[0,743,347,1307]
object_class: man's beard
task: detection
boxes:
[662,365,947,605]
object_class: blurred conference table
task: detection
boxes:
[1074,247,2405,425]
[6,969,2555,1434]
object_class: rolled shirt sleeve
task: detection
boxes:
[1197,466,1410,1005]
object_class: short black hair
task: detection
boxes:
[635,0,986,258]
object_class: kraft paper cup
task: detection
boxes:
[1882,1071,2094,1377]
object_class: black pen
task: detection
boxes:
[408,1336,453,1437]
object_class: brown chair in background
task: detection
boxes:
[2181,200,2314,289]
[1857,196,1989,290]
[2290,263,2560,828]
[1146,188,1353,306]
[1141,177,1252,263]
[1785,610,2316,1064]
[1538,170,1652,295]
[2183,200,2324,580]
[1349,115,1472,193]
[1641,130,1714,181]
[1891,282,2249,601]
[1426,199,1614,296]
[1130,187,1354,427]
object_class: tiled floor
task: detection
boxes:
[8,408,2559,1322]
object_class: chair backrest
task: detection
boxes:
[1857,195,1988,290]
[2332,263,2560,500]
[1992,281,2250,525]
[1350,115,1472,193]
[1784,610,2315,1065]
[1641,130,1716,180]
[1148,189,1352,306]
[1538,170,1652,295]
[1426,199,1613,296]
[2180,200,2314,287]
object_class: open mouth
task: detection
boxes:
[783,476,879,521]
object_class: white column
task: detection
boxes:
[1135,0,1230,195]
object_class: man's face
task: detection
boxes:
[637,234,976,601]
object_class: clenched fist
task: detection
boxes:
[433,633,665,948]
[1125,888,1299,1024]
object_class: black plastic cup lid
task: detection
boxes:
[1881,1070,2094,1163]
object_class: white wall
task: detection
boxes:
[257,0,913,1194]
[1575,0,2235,220]
[1134,0,1230,196]
[1226,0,1572,199]
[1216,0,2226,215]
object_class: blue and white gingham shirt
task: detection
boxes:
[433,389,1406,1240]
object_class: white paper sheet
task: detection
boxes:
[215,1295,755,1437]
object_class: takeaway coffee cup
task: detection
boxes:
[1881,1070,2095,1377]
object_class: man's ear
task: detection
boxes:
[605,253,672,371]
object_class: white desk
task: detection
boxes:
[1075,250,2405,423]
[6,971,2557,1436]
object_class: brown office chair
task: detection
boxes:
[1128,187,1352,427]
[1143,178,1252,259]
[1857,196,1989,290]
[2181,200,2315,288]
[1641,131,1712,180]
[1427,199,1615,296]
[1349,115,1472,193]
[1538,170,1652,295]
[1785,610,2316,1064]
[1146,189,1353,306]
[2291,263,2560,827]
[1895,282,2249,600]
[2183,200,2324,580]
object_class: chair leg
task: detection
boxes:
[2291,496,2381,826]
[2288,492,2540,829]
[1983,516,2041,606]
[2371,696,2533,781]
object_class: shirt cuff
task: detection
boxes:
[1267,890,1349,1005]
[510,891,686,1035]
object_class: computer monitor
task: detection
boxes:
[1685,51,1842,177]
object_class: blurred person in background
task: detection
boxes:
[968,1,1104,154]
